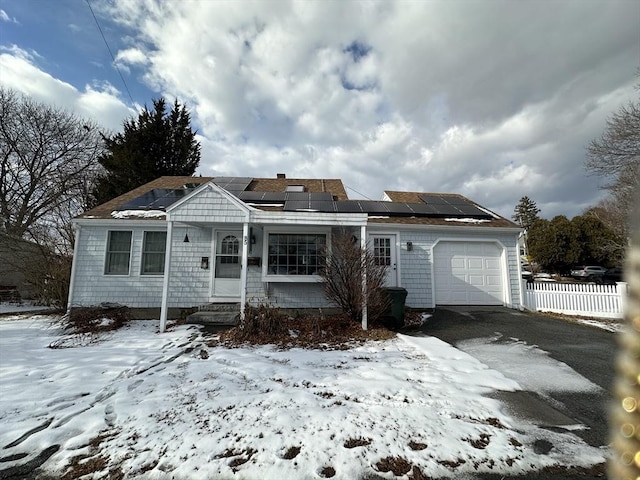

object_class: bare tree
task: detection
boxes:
[320,233,391,323]
[0,87,104,241]
[0,88,104,306]
[586,84,640,238]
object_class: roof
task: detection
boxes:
[76,176,519,229]
[78,176,348,220]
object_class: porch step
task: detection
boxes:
[186,303,241,326]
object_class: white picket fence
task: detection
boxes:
[522,280,627,319]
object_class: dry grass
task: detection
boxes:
[375,456,412,476]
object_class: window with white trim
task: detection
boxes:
[105,231,132,275]
[141,231,167,275]
[267,233,326,276]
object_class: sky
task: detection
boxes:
[0,0,638,220]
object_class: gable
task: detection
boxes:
[168,183,250,222]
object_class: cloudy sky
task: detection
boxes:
[1,0,638,219]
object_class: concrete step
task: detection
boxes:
[198,303,240,313]
[186,310,240,326]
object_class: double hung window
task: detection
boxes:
[105,231,132,275]
[141,231,167,275]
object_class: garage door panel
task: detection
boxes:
[434,241,504,305]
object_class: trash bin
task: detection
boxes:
[384,287,408,328]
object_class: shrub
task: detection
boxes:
[237,304,287,340]
[64,304,131,333]
[320,233,391,323]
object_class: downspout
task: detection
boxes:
[159,220,173,333]
[361,224,368,330]
[240,222,249,319]
[66,223,81,313]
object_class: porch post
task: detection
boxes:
[159,220,174,333]
[66,223,81,314]
[361,225,368,330]
[240,222,249,319]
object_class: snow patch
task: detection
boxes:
[111,210,166,219]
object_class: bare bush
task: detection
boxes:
[320,233,391,323]
[63,305,131,334]
[236,304,287,340]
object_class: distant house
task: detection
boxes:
[0,233,41,300]
[68,175,523,331]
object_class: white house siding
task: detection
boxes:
[169,187,248,223]
[71,225,166,308]
[165,226,212,308]
[396,229,521,309]
[245,266,330,308]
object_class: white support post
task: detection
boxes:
[617,282,628,315]
[361,225,368,330]
[66,223,81,314]
[159,221,174,333]
[240,222,249,319]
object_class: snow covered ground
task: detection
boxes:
[0,314,606,479]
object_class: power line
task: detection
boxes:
[344,183,374,200]
[85,0,135,105]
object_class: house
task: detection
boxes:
[68,175,523,331]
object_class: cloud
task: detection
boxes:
[0,46,135,131]
[3,0,637,221]
[0,9,18,24]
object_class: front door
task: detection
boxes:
[371,234,398,286]
[212,230,242,298]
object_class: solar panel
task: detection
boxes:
[119,189,189,211]
[335,201,363,213]
[358,201,389,214]
[309,201,336,212]
[309,192,334,201]
[286,192,312,201]
[384,203,413,214]
[407,203,436,214]
[260,192,287,202]
[237,191,265,201]
[455,204,492,217]
[284,200,313,211]
[419,195,449,205]
[443,196,471,205]
[429,204,463,216]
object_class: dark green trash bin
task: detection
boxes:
[384,287,408,327]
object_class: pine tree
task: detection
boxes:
[91,98,201,206]
[512,196,541,230]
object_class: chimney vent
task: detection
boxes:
[277,173,286,179]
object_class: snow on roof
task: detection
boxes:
[111,210,166,219]
[445,217,491,224]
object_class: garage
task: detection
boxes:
[433,241,505,305]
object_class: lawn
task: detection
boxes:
[0,314,604,479]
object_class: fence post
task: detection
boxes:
[617,282,628,316]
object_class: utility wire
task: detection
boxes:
[344,183,374,200]
[85,0,135,105]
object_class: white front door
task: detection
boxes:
[212,230,242,298]
[371,234,398,286]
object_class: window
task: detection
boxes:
[141,231,167,275]
[219,235,239,264]
[105,231,132,275]
[373,237,392,266]
[286,185,305,192]
[267,233,326,276]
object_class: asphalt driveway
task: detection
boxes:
[406,306,617,479]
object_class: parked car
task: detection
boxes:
[570,265,608,281]
[603,267,624,284]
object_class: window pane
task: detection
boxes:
[141,231,166,275]
[267,233,326,275]
[105,231,132,275]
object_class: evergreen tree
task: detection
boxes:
[91,98,201,206]
[512,196,541,230]
[527,216,580,273]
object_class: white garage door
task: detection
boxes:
[433,241,504,305]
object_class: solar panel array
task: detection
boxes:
[116,179,494,220]
[120,189,189,210]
